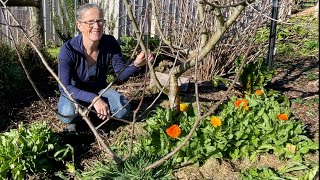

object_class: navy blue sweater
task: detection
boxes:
[58,34,138,103]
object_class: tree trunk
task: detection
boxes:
[4,0,40,7]
[169,74,180,110]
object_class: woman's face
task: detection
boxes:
[76,8,104,42]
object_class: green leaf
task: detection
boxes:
[229,148,239,159]
[249,151,257,161]
[258,144,274,150]
[262,113,271,130]
[299,146,310,154]
[205,146,216,154]
[308,142,319,150]
[279,162,307,174]
[257,107,265,117]
[292,154,302,162]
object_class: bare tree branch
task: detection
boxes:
[123,0,168,95]
[201,0,250,8]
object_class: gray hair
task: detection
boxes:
[75,3,104,21]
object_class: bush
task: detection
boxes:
[119,35,166,62]
[0,122,73,179]
[0,43,26,105]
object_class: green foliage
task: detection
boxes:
[237,57,274,94]
[50,0,75,42]
[18,43,56,72]
[77,149,173,180]
[0,122,73,180]
[303,71,318,81]
[255,16,318,57]
[240,167,280,179]
[292,96,319,106]
[0,42,56,129]
[46,47,60,61]
[142,90,318,166]
[0,43,26,105]
[0,43,53,101]
[240,160,319,180]
[119,36,164,61]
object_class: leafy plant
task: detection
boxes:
[119,35,164,61]
[0,43,26,101]
[292,96,319,106]
[46,47,60,61]
[237,57,274,94]
[240,160,319,180]
[0,122,73,179]
[240,167,281,179]
[77,149,173,180]
[142,90,318,166]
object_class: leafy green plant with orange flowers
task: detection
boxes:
[142,103,216,165]
[141,90,318,166]
[215,90,318,161]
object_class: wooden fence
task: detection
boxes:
[0,0,317,46]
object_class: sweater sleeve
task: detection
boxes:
[58,44,97,103]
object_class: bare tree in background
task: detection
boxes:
[136,0,257,109]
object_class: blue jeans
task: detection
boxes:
[58,89,131,124]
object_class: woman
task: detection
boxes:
[58,3,152,131]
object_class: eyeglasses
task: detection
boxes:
[80,19,106,28]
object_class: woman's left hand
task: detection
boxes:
[133,49,154,67]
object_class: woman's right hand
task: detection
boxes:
[92,96,110,120]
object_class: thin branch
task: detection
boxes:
[201,0,250,8]
[123,0,167,95]
[150,0,189,53]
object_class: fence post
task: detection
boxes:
[266,0,279,70]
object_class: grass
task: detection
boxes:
[292,96,319,106]
[47,47,60,60]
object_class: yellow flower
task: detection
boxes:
[255,89,263,95]
[286,143,296,153]
[180,103,188,112]
[166,124,181,139]
[278,113,288,121]
[210,116,222,128]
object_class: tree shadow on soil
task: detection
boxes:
[269,57,319,99]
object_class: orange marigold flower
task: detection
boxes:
[255,89,263,95]
[234,99,249,110]
[234,99,242,107]
[278,113,289,121]
[242,99,248,106]
[180,103,188,112]
[210,116,222,128]
[166,124,181,139]
[244,105,249,111]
